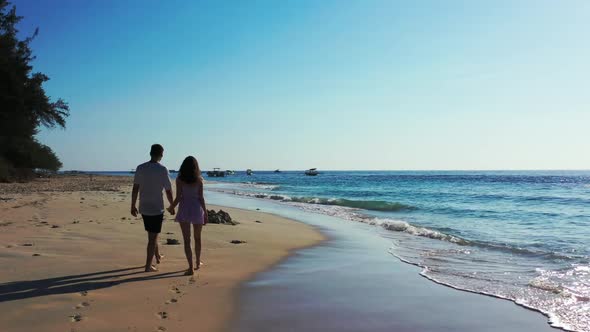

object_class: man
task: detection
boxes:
[131,144,174,272]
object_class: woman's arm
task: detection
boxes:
[170,178,183,209]
[199,180,208,223]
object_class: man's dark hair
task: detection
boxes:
[150,144,164,157]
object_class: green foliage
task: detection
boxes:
[0,1,69,181]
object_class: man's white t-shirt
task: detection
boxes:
[133,161,172,216]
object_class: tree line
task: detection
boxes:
[0,1,69,181]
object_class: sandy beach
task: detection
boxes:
[0,175,324,332]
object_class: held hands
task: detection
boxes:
[167,206,175,215]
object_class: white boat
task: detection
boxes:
[305,168,319,176]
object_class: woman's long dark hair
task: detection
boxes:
[178,156,202,184]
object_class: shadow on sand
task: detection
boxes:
[0,266,185,302]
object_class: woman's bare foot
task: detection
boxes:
[184,269,194,276]
[145,265,158,272]
[194,261,204,270]
[155,254,164,264]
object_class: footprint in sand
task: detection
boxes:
[170,287,182,295]
[165,298,178,304]
[79,291,88,296]
[188,277,196,285]
[74,302,90,309]
[157,311,168,319]
[70,313,83,322]
[156,327,167,332]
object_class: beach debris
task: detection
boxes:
[166,238,180,245]
[165,232,174,235]
[207,209,238,225]
[21,243,33,246]
[80,197,85,200]
[32,253,41,256]
[255,220,262,223]
[230,240,247,244]
[70,313,83,322]
[51,225,60,228]
[72,220,79,224]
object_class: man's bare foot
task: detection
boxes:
[145,265,158,272]
[194,261,204,270]
[155,254,164,264]
[184,269,194,276]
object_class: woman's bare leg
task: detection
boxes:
[179,222,194,274]
[194,224,203,270]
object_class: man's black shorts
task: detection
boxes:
[142,214,164,233]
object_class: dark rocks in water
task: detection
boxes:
[230,240,246,244]
[207,209,238,225]
[256,208,260,211]
[166,239,180,245]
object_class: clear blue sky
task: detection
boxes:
[13,0,590,171]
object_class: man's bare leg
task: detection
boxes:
[145,232,158,272]
[155,243,163,264]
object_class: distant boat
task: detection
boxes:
[305,168,319,176]
[246,169,253,176]
[274,169,281,173]
[225,170,236,175]
[206,168,226,177]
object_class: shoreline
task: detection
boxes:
[0,175,324,332]
[218,195,559,332]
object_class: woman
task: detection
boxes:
[167,156,208,275]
